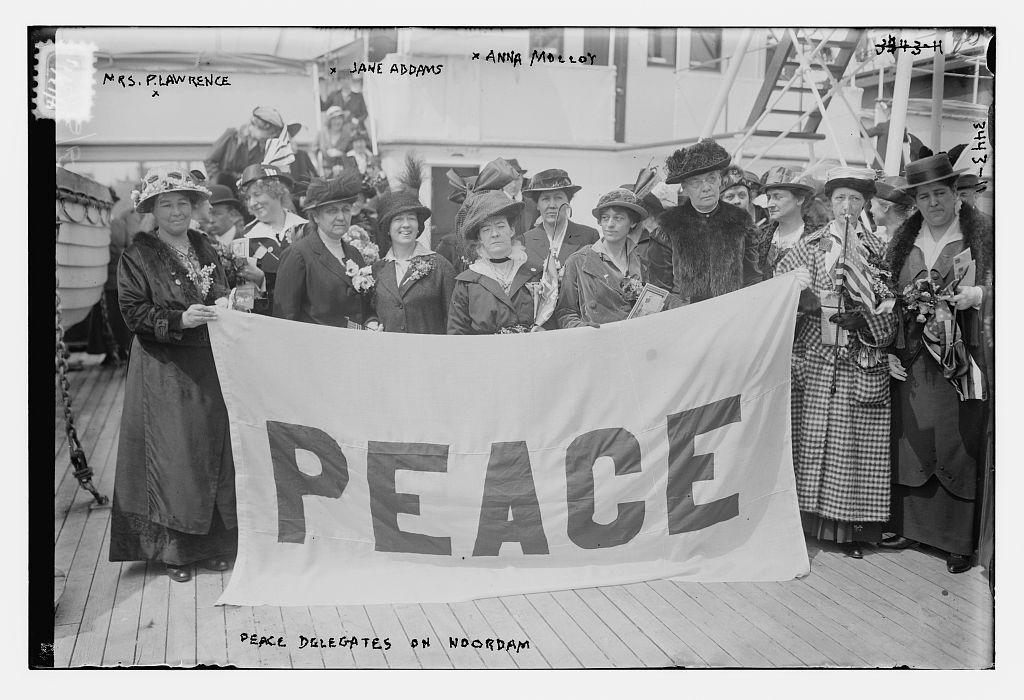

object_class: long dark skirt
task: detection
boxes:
[891,477,976,555]
[109,336,237,565]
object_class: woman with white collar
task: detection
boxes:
[555,188,680,328]
[236,164,308,315]
[447,191,545,335]
[371,189,455,334]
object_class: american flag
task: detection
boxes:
[262,125,296,171]
[834,225,876,312]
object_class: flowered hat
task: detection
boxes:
[130,167,212,214]
[592,188,648,221]
[720,165,763,195]
[873,175,915,206]
[522,168,582,198]
[761,166,816,196]
[903,154,966,194]
[302,171,363,211]
[376,188,432,233]
[822,166,877,198]
[664,138,731,184]
[460,190,524,241]
[237,163,295,191]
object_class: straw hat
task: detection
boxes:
[130,167,212,214]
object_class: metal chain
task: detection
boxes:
[97,289,123,364]
[55,287,109,506]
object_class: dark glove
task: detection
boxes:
[829,310,869,331]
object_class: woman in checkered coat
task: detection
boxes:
[776,168,897,559]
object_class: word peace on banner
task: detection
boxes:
[209,274,809,607]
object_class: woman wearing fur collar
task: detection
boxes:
[879,155,993,575]
[659,139,763,304]
[447,191,545,335]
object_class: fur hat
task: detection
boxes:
[664,139,731,185]
[376,188,432,234]
[593,188,648,221]
[460,191,524,241]
[131,167,211,214]
[301,172,363,211]
[822,166,877,198]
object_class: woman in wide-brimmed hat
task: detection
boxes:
[273,172,379,329]
[447,190,545,335]
[371,189,455,334]
[869,175,916,245]
[776,166,897,559]
[758,166,818,278]
[555,189,681,329]
[881,153,993,574]
[521,168,599,267]
[236,163,307,314]
[110,167,237,583]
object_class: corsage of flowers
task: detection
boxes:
[498,324,532,334]
[902,276,954,324]
[864,249,897,313]
[405,255,437,284]
[187,262,218,299]
[342,224,381,264]
[620,274,644,304]
[345,258,376,294]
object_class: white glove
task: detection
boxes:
[791,267,812,290]
[950,285,983,310]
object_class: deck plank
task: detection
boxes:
[574,587,674,668]
[54,508,108,628]
[252,606,292,668]
[102,561,147,667]
[335,605,388,668]
[887,547,991,613]
[447,600,516,669]
[418,603,486,669]
[222,603,259,668]
[521,592,612,667]
[548,589,642,668]
[164,569,198,667]
[134,562,170,666]
[363,603,421,669]
[498,595,582,668]
[307,606,356,669]
[68,522,118,667]
[54,624,80,668]
[473,596,548,669]
[595,585,706,667]
[194,571,228,667]
[392,603,454,669]
[279,605,325,669]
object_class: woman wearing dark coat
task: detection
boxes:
[880,155,993,574]
[371,189,455,334]
[273,173,379,329]
[447,191,545,335]
[109,168,235,583]
[556,188,682,328]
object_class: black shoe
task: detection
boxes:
[878,535,917,550]
[946,553,972,574]
[166,565,192,583]
[841,543,863,559]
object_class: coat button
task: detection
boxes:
[588,301,597,309]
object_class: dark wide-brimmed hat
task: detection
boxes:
[664,138,731,185]
[903,154,966,194]
[460,191,524,241]
[130,167,212,214]
[302,172,363,212]
[822,166,877,198]
[873,175,915,206]
[504,158,528,177]
[955,173,987,193]
[522,168,582,198]
[237,164,295,191]
[376,188,432,233]
[760,166,816,196]
[593,188,648,221]
[207,184,245,213]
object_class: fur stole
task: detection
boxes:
[133,229,224,303]
[658,202,753,300]
[885,205,994,282]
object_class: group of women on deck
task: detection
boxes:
[108,144,992,584]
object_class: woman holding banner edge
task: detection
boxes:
[776,167,896,559]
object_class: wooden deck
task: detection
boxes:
[53,355,994,669]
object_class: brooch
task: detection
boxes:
[174,279,181,285]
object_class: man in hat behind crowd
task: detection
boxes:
[955,173,988,210]
[205,184,250,247]
[206,106,288,185]
[882,154,993,574]
[658,139,764,303]
[521,168,599,267]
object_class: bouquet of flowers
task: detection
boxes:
[212,240,248,287]
[345,258,376,294]
[343,224,380,264]
[405,255,437,284]
[187,262,218,299]
[620,274,644,304]
[864,248,897,314]
[498,324,532,334]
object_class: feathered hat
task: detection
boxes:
[664,138,731,185]
[459,191,524,242]
[301,171,363,211]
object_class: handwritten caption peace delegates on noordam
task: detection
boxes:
[237,633,531,654]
